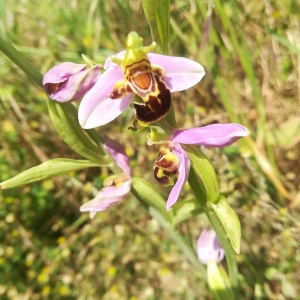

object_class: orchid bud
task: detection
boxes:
[43,62,101,102]
[197,228,225,265]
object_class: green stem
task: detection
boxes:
[0,33,43,87]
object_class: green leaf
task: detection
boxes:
[48,100,110,164]
[131,177,171,221]
[0,33,43,87]
[207,262,234,300]
[0,159,100,190]
[185,145,219,204]
[172,198,204,225]
[156,0,170,54]
[142,0,170,54]
[142,0,159,42]
[211,195,241,254]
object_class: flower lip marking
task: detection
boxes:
[109,32,172,125]
[153,147,179,186]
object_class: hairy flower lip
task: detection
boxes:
[78,51,205,129]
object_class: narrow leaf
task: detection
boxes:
[0,159,100,190]
[48,100,110,164]
[211,195,241,254]
[141,0,162,53]
[142,0,159,42]
[0,33,43,87]
[156,0,170,54]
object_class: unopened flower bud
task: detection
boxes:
[197,228,225,265]
[43,62,101,102]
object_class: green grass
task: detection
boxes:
[1,0,300,299]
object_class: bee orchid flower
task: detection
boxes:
[78,31,205,129]
[80,136,131,218]
[151,123,250,210]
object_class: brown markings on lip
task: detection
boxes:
[127,85,133,93]
[154,156,178,173]
[124,59,150,74]
[154,149,179,173]
[155,75,166,91]
[133,79,171,124]
[147,96,161,112]
[44,81,65,95]
[153,148,179,186]
[153,166,172,186]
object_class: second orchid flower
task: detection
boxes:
[150,123,250,210]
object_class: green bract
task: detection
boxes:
[48,100,110,164]
[0,159,100,190]
[185,145,219,204]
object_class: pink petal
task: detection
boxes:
[80,180,131,217]
[104,52,205,92]
[43,63,101,102]
[43,62,87,83]
[197,229,225,264]
[78,64,134,128]
[172,124,250,147]
[103,136,130,176]
[148,53,205,92]
[166,144,190,210]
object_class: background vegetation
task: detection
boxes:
[0,0,299,299]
